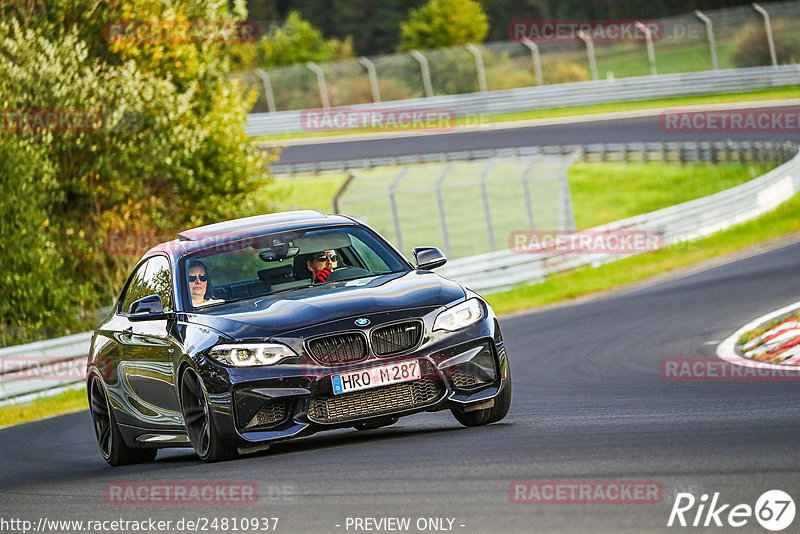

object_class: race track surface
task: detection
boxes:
[275,104,800,165]
[3,239,799,533]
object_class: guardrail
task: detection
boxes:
[245,65,800,137]
[0,332,92,407]
[271,140,796,175]
[437,142,800,294]
[1,140,796,406]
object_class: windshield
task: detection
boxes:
[179,225,409,311]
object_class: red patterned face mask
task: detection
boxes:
[314,267,333,283]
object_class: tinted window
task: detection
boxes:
[120,261,148,314]
[139,256,174,312]
[181,226,408,311]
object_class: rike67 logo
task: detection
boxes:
[668,490,795,531]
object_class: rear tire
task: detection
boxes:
[179,369,238,463]
[89,378,157,466]
[451,370,512,427]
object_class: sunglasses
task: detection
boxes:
[313,253,337,263]
[188,274,208,282]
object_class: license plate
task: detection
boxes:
[331,359,421,395]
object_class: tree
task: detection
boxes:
[259,11,352,67]
[0,1,270,342]
[399,0,489,51]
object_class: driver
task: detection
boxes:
[307,249,338,283]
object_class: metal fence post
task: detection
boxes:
[358,56,382,103]
[332,172,355,214]
[435,164,454,257]
[578,31,599,81]
[753,3,778,68]
[520,159,537,231]
[465,44,488,93]
[306,62,330,108]
[253,68,277,113]
[635,22,658,76]
[389,167,410,253]
[410,51,434,98]
[520,38,544,85]
[694,11,719,71]
[479,161,497,251]
[560,151,579,232]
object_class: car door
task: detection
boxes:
[118,255,184,428]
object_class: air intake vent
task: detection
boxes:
[307,332,368,365]
[371,321,423,356]
[307,379,443,423]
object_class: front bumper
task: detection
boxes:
[198,311,508,447]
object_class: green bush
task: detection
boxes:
[0,2,271,345]
[399,0,488,52]
[732,23,800,68]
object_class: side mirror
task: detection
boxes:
[129,295,172,321]
[413,247,447,270]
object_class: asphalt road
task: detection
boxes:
[275,104,800,165]
[2,238,799,533]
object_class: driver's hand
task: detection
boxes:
[314,267,333,283]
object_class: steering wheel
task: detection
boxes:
[324,265,372,282]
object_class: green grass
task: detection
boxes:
[570,162,771,229]
[485,191,800,315]
[255,162,772,249]
[252,86,800,142]
[0,386,87,428]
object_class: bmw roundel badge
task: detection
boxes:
[355,318,370,327]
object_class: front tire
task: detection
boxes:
[451,370,512,427]
[179,369,238,463]
[89,378,157,466]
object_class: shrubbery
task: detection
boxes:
[731,23,800,68]
[0,1,270,345]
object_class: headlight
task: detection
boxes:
[208,343,297,367]
[433,298,484,332]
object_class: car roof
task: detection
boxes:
[145,210,357,258]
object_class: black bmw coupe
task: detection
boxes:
[88,211,511,464]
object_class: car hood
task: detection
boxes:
[185,270,466,339]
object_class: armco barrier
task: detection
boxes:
[0,332,92,406]
[269,140,795,175]
[245,65,800,136]
[437,144,800,293]
[1,142,797,405]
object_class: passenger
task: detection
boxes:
[187,260,213,306]
[306,249,338,283]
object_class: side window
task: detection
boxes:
[120,261,148,314]
[350,235,391,273]
[139,256,174,312]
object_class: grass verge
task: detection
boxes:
[0,386,87,428]
[252,86,800,143]
[255,162,772,231]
